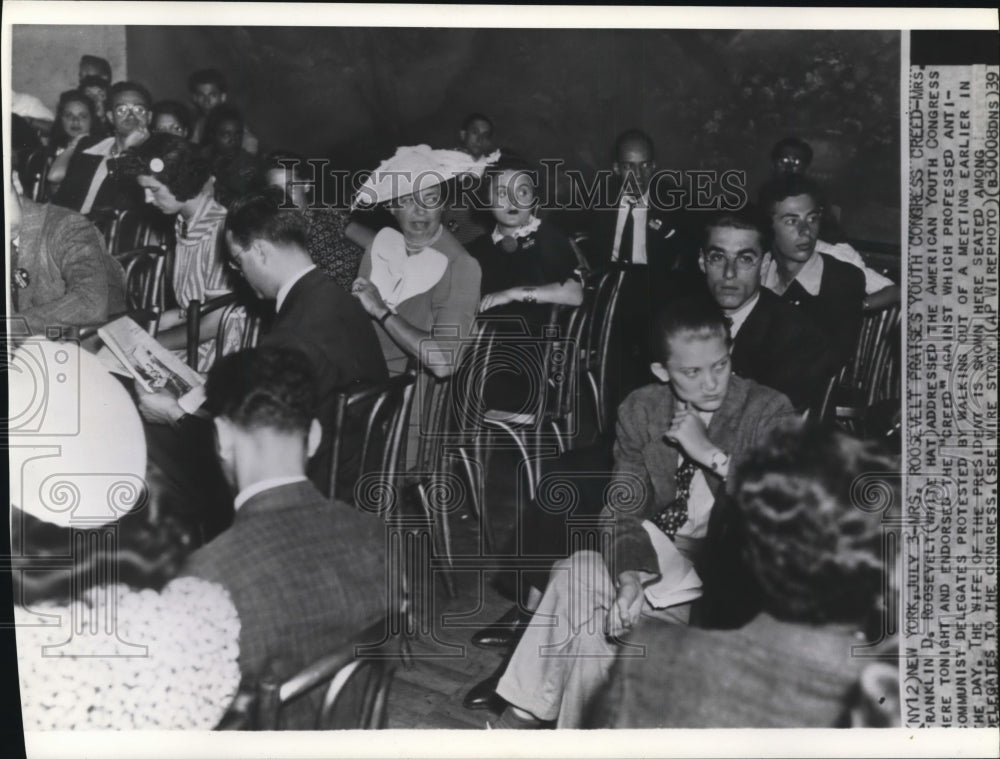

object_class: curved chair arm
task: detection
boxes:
[186,292,239,368]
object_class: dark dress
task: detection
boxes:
[468,218,580,413]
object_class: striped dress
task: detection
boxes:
[171,194,246,371]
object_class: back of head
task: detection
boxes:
[129,131,211,202]
[651,295,731,363]
[226,190,309,250]
[204,346,317,435]
[699,204,772,251]
[757,173,825,218]
[735,422,898,626]
[188,67,228,94]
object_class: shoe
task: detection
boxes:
[463,669,505,711]
[471,606,530,649]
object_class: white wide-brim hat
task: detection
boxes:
[352,144,500,210]
[8,339,147,528]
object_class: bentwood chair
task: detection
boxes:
[217,618,399,730]
[826,303,901,437]
[184,292,262,369]
[118,245,168,335]
[327,372,417,512]
[581,266,628,435]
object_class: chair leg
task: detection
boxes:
[417,482,456,599]
[455,446,494,553]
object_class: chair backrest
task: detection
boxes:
[328,372,416,511]
[843,303,901,404]
[119,245,167,317]
[584,266,627,433]
[255,618,398,730]
[22,149,51,202]
[110,207,164,256]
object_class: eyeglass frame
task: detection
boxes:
[113,103,150,118]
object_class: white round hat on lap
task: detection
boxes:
[7,339,147,528]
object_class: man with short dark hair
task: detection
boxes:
[488,297,795,728]
[187,68,259,154]
[78,54,112,85]
[180,346,388,729]
[587,129,703,400]
[51,81,153,214]
[758,174,866,366]
[697,206,839,413]
[137,192,387,537]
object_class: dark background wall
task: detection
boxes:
[122,27,899,243]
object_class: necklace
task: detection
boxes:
[404,225,443,254]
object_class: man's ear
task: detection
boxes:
[220,92,228,104]
[213,416,235,458]
[306,418,323,459]
[612,162,623,178]
[459,129,467,143]
[650,362,671,383]
[697,251,707,274]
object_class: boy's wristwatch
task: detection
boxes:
[708,449,729,475]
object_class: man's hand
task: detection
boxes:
[664,401,717,468]
[121,125,150,151]
[351,277,389,319]
[606,570,644,637]
[479,289,516,312]
[136,387,186,427]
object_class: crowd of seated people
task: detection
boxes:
[8,53,903,732]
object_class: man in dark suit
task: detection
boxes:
[137,192,388,537]
[758,175,865,367]
[489,297,796,728]
[586,129,704,400]
[52,81,152,215]
[180,347,388,729]
[697,206,840,413]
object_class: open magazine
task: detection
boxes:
[97,316,207,414]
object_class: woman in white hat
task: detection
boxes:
[350,144,497,379]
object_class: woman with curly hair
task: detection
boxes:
[44,90,100,194]
[128,132,245,370]
[592,421,901,728]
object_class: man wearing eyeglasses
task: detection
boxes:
[698,206,838,414]
[52,81,152,215]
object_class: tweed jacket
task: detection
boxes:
[180,480,389,728]
[601,375,795,579]
[731,288,841,413]
[596,613,866,728]
[13,198,125,334]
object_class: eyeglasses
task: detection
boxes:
[703,251,761,271]
[226,246,249,273]
[616,161,655,172]
[113,103,149,118]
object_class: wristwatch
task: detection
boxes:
[708,449,729,475]
[522,287,537,303]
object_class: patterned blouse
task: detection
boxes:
[171,194,246,371]
[15,577,241,730]
[303,207,365,292]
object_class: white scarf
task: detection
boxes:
[369,228,449,309]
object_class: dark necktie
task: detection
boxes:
[618,204,635,263]
[652,455,697,539]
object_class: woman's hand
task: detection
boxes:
[479,289,517,312]
[121,125,150,151]
[351,277,390,319]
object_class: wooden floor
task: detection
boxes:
[384,449,531,729]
